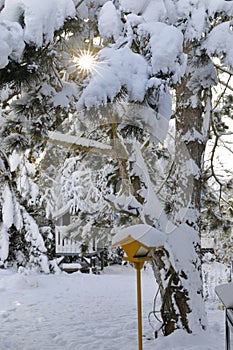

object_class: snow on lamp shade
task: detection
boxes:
[215,282,233,309]
[112,224,165,259]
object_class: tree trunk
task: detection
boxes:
[152,52,211,335]
[176,76,205,228]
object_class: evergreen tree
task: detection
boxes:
[0,0,233,337]
[0,1,79,271]
[71,0,233,335]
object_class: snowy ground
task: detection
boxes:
[0,264,226,350]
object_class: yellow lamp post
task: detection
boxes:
[112,224,165,350]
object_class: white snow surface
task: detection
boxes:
[1,0,76,47]
[2,184,14,229]
[0,20,24,68]
[0,224,9,262]
[119,0,148,15]
[98,1,122,41]
[142,0,167,22]
[8,150,21,172]
[0,265,227,350]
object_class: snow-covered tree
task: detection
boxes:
[0,0,233,338]
[72,0,233,336]
[202,88,233,267]
[0,0,78,271]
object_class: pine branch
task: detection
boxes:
[1,91,20,109]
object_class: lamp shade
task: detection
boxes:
[112,224,165,260]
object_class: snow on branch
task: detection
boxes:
[205,21,233,67]
[77,46,149,109]
[1,0,76,47]
[48,131,112,151]
[0,0,76,69]
[98,1,123,41]
[137,22,186,83]
[0,21,25,68]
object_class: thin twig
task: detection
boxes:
[157,160,175,194]
[76,0,85,9]
[214,64,233,76]
[219,79,233,92]
[212,75,232,111]
[210,120,223,202]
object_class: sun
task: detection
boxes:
[74,50,97,74]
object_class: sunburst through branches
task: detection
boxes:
[73,49,98,76]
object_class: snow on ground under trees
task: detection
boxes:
[0,264,227,350]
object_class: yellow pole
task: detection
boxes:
[135,263,143,350]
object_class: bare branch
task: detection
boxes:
[75,0,85,9]
[214,64,233,76]
[218,140,233,155]
[219,79,233,92]
[209,121,223,202]
[212,75,232,111]
[156,160,175,194]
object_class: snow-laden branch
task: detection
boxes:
[0,21,25,69]
[47,131,112,151]
[77,46,149,109]
[205,21,233,67]
[0,0,76,69]
[2,0,76,47]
